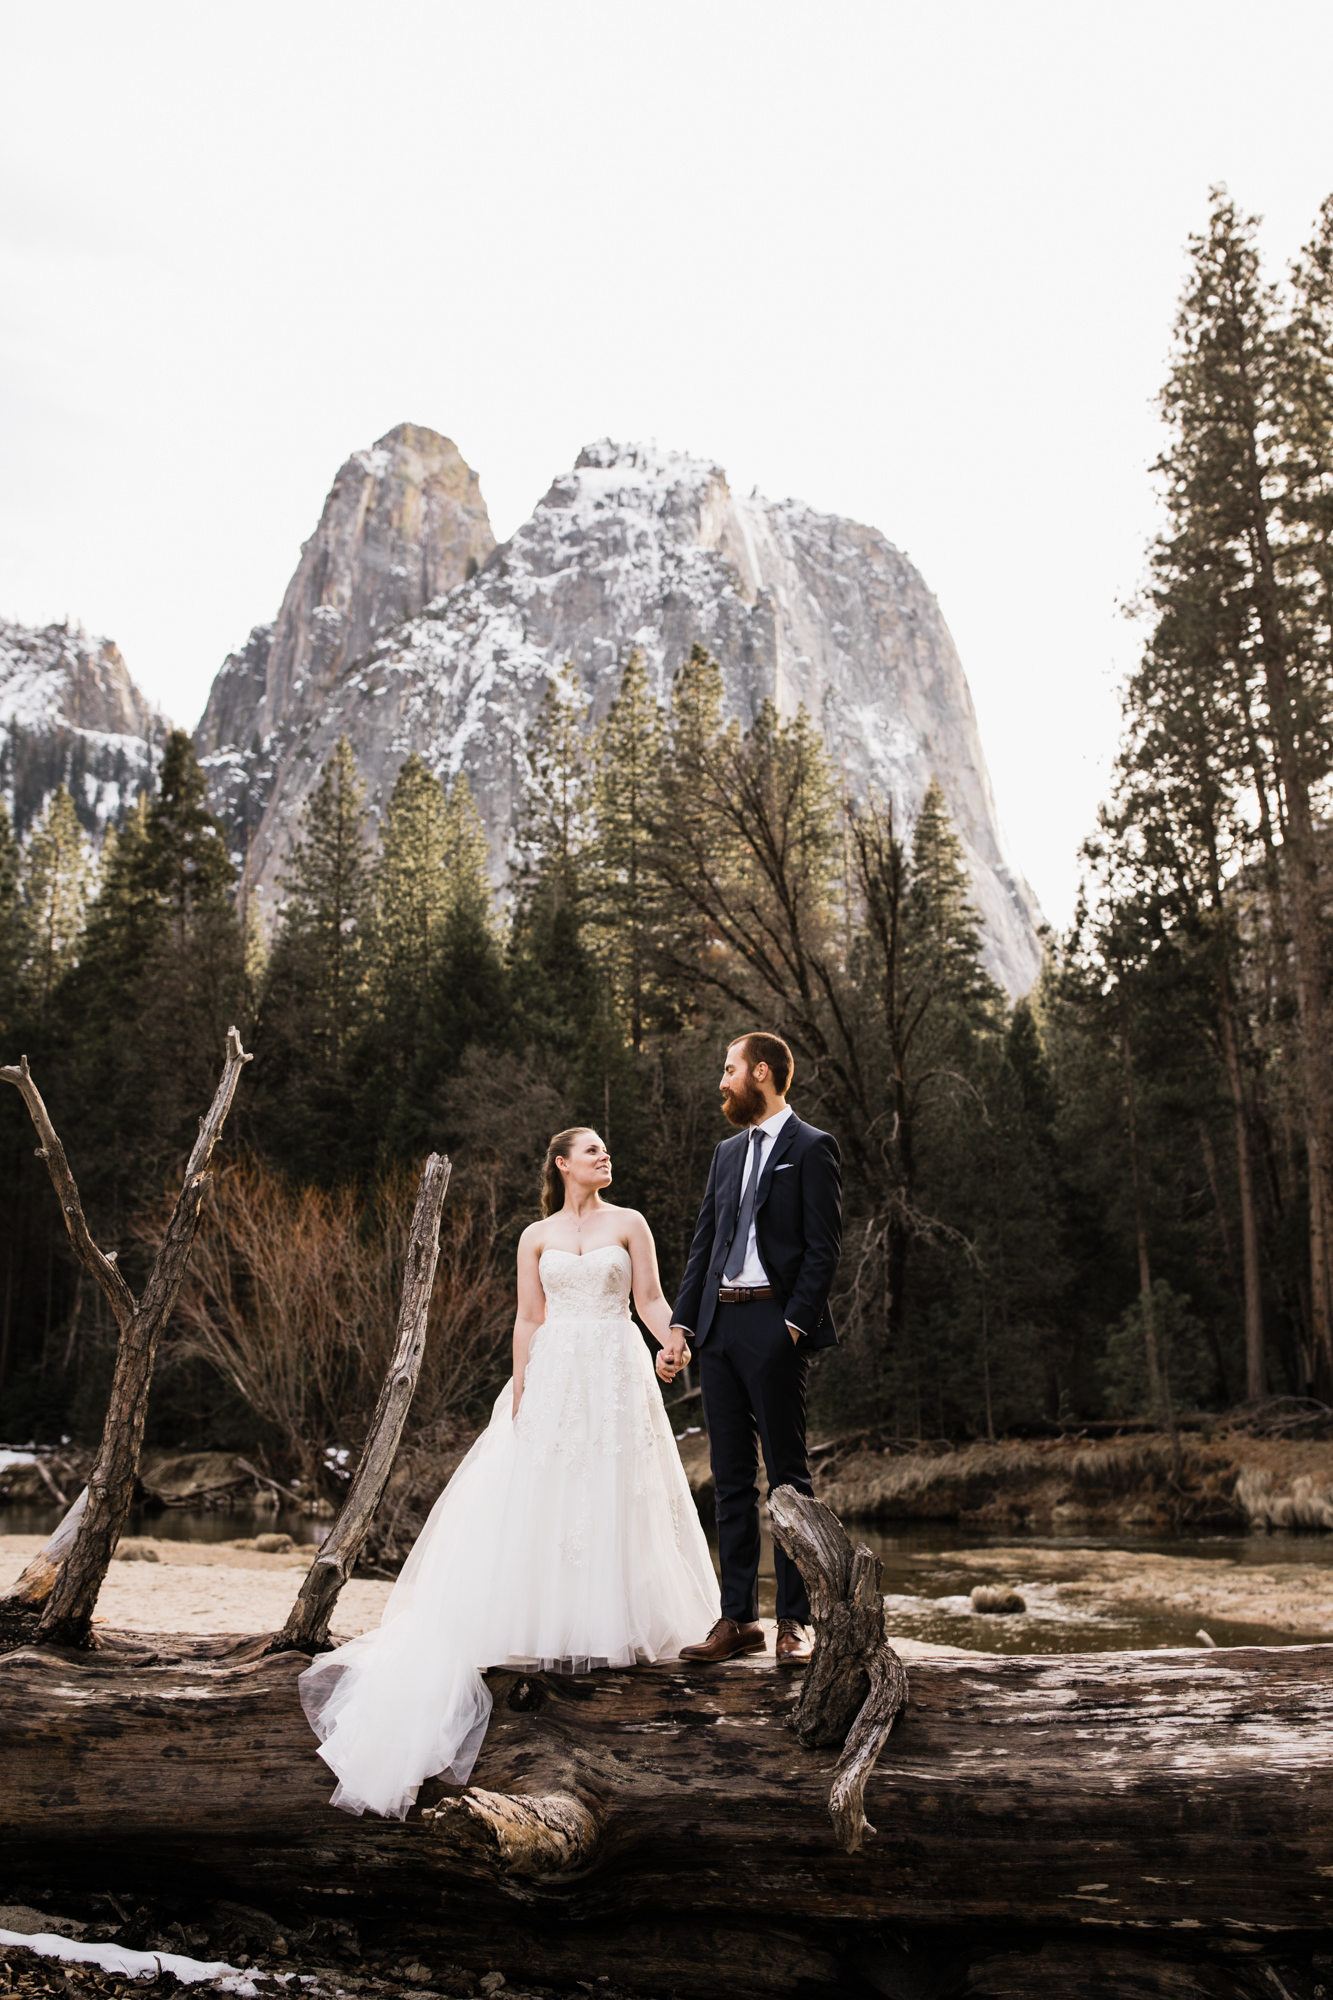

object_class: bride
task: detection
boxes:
[299,1127,721,1819]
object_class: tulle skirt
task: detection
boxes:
[299,1298,720,1819]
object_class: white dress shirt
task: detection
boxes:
[727,1104,793,1287]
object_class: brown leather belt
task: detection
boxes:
[717,1285,774,1304]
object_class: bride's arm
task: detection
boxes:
[511,1229,546,1418]
[624,1213,690,1384]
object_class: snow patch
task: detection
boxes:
[0,1927,268,1990]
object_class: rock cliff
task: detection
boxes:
[198,434,1042,993]
[0,618,166,839]
[195,424,495,856]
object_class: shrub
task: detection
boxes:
[155,1157,512,1483]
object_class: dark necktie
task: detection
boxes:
[724,1127,766,1283]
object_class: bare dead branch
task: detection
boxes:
[276,1152,451,1653]
[0,1057,136,1328]
[0,1029,252,1651]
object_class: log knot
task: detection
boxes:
[425,1789,600,1883]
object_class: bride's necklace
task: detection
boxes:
[567,1196,597,1251]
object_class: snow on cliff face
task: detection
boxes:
[199,437,1043,995]
[0,619,166,840]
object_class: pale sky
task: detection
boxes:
[3,1,1332,926]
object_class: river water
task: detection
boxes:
[7,1503,1333,1654]
[736,1518,1333,1652]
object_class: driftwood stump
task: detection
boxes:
[0,1029,252,1650]
[275,1152,452,1653]
[768,1483,908,1852]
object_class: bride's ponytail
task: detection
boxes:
[541,1128,593,1217]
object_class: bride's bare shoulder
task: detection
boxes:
[517,1220,550,1254]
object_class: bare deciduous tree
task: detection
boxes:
[161,1156,512,1484]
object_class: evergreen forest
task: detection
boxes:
[5,187,1333,1482]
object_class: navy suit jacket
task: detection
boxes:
[672,1114,842,1350]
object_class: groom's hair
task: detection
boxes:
[735,1031,794,1095]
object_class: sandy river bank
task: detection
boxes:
[0,1536,974,1658]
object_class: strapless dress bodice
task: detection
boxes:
[539,1242,632,1319]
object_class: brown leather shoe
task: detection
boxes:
[775,1618,813,1665]
[679,1617,766,1663]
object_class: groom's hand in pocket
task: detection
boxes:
[787,1323,803,1345]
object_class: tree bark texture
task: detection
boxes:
[0,1029,252,1648]
[1118,1002,1165,1412]
[3,1635,1332,1971]
[767,1485,908,1851]
[1215,975,1267,1400]
[1236,325,1333,1394]
[276,1152,451,1654]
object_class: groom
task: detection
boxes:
[659,1032,841,1665]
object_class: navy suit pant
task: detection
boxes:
[697,1297,813,1624]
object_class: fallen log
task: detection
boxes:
[3,1635,1333,1954]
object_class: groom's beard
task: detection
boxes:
[721,1080,765,1127]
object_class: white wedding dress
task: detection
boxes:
[299,1244,720,1819]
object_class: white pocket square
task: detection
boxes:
[774,1163,793,1171]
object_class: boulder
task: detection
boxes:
[970,1584,1025,1614]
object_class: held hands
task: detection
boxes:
[656,1328,691,1383]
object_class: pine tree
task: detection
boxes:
[370,754,491,1016]
[19,785,97,1011]
[352,755,500,1158]
[513,664,593,920]
[873,778,1001,1343]
[1281,194,1333,724]
[135,730,236,931]
[902,778,1001,1015]
[0,797,21,1033]
[1105,558,1271,1396]
[591,650,665,1051]
[654,649,842,1031]
[508,666,598,1054]
[1153,188,1333,1388]
[279,738,372,1072]
[1007,998,1058,1141]
[440,771,493,926]
[74,795,158,1004]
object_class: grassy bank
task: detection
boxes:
[674,1427,1333,1536]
